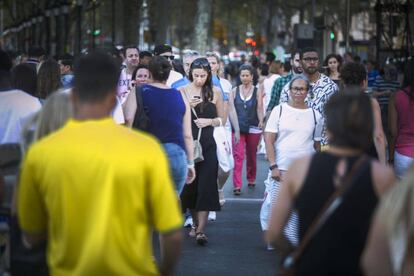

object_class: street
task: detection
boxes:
[155,154,280,275]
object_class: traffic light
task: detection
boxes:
[330,31,335,40]
[245,37,257,47]
[93,29,101,36]
[245,38,253,44]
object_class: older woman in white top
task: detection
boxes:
[261,75,322,247]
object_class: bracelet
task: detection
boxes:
[269,164,278,171]
[187,160,194,166]
[187,164,195,169]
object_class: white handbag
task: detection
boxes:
[213,124,234,172]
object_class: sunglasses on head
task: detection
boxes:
[192,58,210,67]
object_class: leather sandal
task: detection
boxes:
[248,183,256,188]
[196,232,208,246]
[189,225,197,237]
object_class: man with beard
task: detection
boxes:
[265,49,303,118]
[279,47,339,147]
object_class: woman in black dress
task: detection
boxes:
[266,91,395,275]
[179,58,225,245]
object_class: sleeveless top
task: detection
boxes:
[141,84,186,151]
[234,86,259,133]
[395,88,414,157]
[191,102,217,149]
[294,152,377,276]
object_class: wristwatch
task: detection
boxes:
[269,164,278,171]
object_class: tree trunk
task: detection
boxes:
[123,0,142,46]
[154,0,170,45]
[192,0,212,54]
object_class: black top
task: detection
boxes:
[294,152,377,276]
[234,86,259,133]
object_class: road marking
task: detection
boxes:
[225,198,263,202]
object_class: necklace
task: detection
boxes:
[240,85,253,109]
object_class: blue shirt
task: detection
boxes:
[212,75,229,102]
[367,70,379,88]
[141,85,186,151]
[171,77,190,89]
[61,74,74,89]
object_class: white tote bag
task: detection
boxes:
[213,125,234,172]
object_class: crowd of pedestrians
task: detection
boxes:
[0,42,413,276]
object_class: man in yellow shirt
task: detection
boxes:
[17,52,183,276]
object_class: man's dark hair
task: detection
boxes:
[122,45,139,57]
[148,56,171,82]
[28,46,46,58]
[283,61,292,72]
[11,63,37,96]
[73,52,119,103]
[265,52,276,63]
[299,47,319,59]
[139,51,153,59]
[59,53,74,68]
[325,90,373,151]
[340,62,367,87]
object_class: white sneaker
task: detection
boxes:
[266,244,275,251]
[184,216,193,227]
[208,211,216,221]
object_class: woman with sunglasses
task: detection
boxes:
[231,64,264,195]
[179,57,225,246]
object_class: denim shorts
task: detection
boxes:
[163,143,187,194]
[394,151,414,180]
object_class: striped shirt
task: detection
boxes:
[373,75,400,106]
[279,73,339,145]
[266,72,293,112]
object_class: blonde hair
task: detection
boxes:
[379,166,414,252]
[33,91,73,141]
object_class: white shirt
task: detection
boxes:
[166,70,184,87]
[117,68,132,104]
[0,90,42,144]
[263,74,280,110]
[112,97,125,125]
[265,103,323,170]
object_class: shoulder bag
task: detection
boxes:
[278,155,369,276]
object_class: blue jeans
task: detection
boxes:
[163,143,187,194]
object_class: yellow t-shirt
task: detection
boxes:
[18,118,183,276]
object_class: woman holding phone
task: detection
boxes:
[179,57,225,246]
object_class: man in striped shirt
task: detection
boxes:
[372,64,400,136]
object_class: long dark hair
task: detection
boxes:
[402,60,414,102]
[323,53,343,76]
[189,57,214,109]
[37,59,61,99]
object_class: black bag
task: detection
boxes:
[132,85,150,130]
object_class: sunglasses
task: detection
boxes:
[162,55,175,60]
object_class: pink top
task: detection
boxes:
[395,88,414,157]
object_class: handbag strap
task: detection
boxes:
[286,155,369,268]
[182,90,203,140]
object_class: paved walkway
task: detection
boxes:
[155,154,280,275]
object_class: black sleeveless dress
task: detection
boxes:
[180,102,220,212]
[294,152,377,276]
